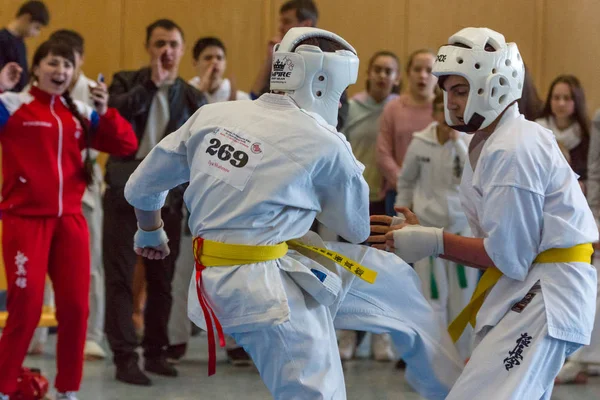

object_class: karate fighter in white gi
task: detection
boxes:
[123,27,463,399]
[378,27,598,400]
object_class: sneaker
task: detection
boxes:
[555,360,588,385]
[371,333,394,362]
[84,340,106,361]
[226,347,252,366]
[55,392,78,400]
[145,355,178,377]
[338,330,357,361]
[588,364,600,376]
[116,358,152,386]
[166,343,187,365]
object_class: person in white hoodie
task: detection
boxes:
[395,91,477,360]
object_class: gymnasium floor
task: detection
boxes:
[21,332,600,400]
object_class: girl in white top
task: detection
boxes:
[395,92,477,360]
[535,75,590,190]
[375,27,598,400]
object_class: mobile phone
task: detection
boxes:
[93,73,105,108]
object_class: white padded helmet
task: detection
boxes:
[270,27,359,127]
[432,27,525,132]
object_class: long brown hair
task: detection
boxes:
[365,50,401,94]
[31,40,94,186]
[540,74,590,139]
[517,64,543,121]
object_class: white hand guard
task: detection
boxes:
[392,225,444,263]
[133,221,169,250]
[391,215,406,226]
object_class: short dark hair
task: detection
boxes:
[49,29,84,56]
[17,1,50,25]
[192,37,226,61]
[280,0,318,26]
[292,37,350,53]
[145,19,184,44]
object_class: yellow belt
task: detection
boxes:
[193,238,378,284]
[448,243,594,342]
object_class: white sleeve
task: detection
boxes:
[316,172,370,244]
[481,185,544,281]
[124,111,198,211]
[587,110,600,217]
[395,142,419,208]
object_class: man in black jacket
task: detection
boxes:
[103,19,206,386]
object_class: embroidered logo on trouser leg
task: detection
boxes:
[503,333,533,371]
[14,251,28,288]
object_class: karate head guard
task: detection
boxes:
[270,27,359,127]
[432,27,525,132]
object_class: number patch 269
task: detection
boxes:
[205,138,249,168]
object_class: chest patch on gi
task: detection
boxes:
[198,127,265,191]
[510,281,541,314]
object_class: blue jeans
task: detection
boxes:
[385,190,397,216]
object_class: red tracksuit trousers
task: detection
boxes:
[0,212,90,394]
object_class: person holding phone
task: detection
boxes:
[0,39,137,400]
[48,29,109,361]
[103,19,206,386]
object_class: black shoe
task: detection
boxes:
[227,347,252,367]
[145,355,178,377]
[191,323,202,337]
[395,359,407,370]
[166,343,187,365]
[116,359,152,386]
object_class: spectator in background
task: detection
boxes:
[103,19,206,386]
[536,75,590,190]
[0,0,49,92]
[337,50,400,362]
[0,39,136,400]
[376,49,437,216]
[250,0,318,99]
[49,29,107,361]
[188,37,249,102]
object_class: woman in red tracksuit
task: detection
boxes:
[0,40,137,400]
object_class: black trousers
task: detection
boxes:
[103,187,183,365]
